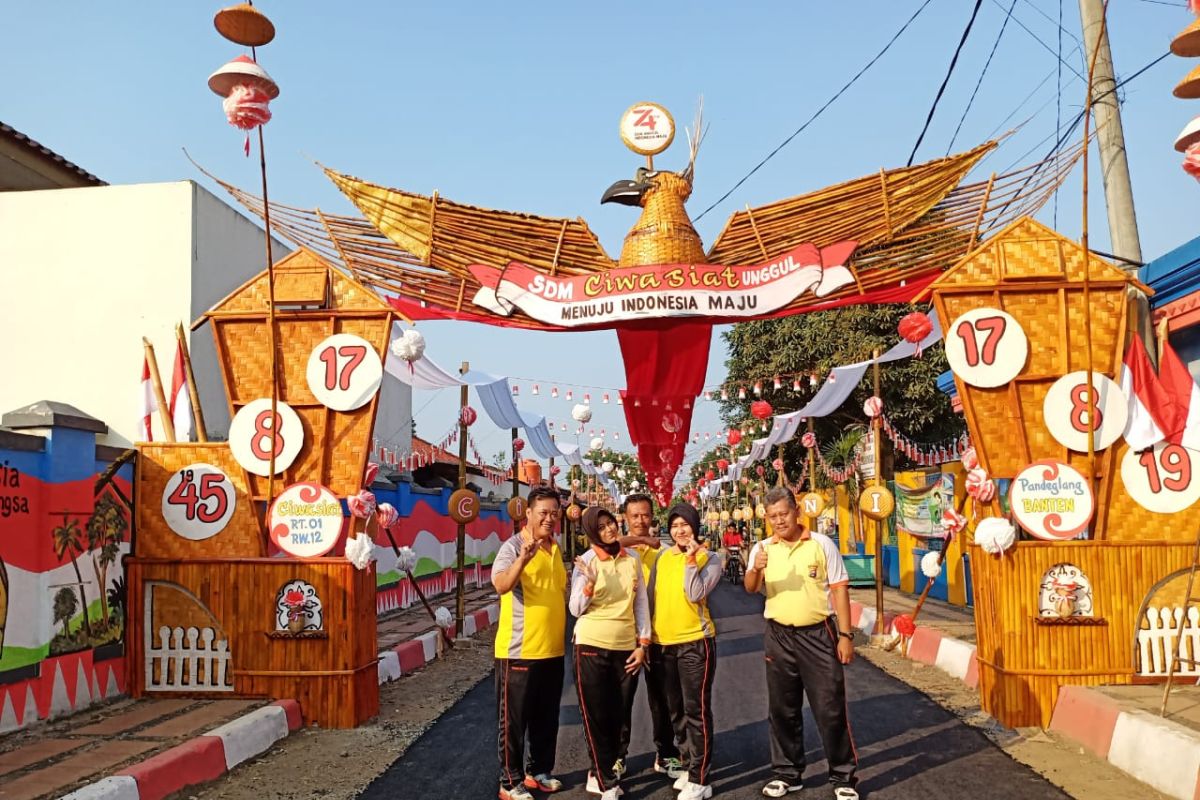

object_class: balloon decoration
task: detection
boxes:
[751,400,774,420]
[898,311,933,349]
[460,406,478,427]
[572,404,593,423]
[863,396,883,418]
[727,428,743,446]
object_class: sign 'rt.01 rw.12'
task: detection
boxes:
[467,241,858,328]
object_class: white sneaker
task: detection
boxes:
[673,774,690,791]
[761,780,803,798]
[679,783,713,800]
[585,772,624,796]
[600,789,622,800]
[655,757,686,779]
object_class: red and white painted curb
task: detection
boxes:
[848,599,979,688]
[377,602,499,685]
[1050,685,1200,800]
[60,700,301,800]
[64,601,501,800]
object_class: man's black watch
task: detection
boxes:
[838,631,854,641]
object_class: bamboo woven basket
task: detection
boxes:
[198,247,397,504]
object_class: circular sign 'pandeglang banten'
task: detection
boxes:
[269,482,344,558]
[619,102,675,157]
[1009,460,1094,541]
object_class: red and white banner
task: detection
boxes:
[467,241,857,328]
[169,342,194,442]
[139,356,156,442]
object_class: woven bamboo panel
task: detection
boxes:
[204,249,393,501]
[127,558,379,727]
[970,540,1194,728]
[136,444,262,559]
[1100,440,1200,542]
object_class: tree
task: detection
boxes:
[107,576,127,627]
[53,587,78,638]
[51,515,91,637]
[817,426,868,544]
[86,495,128,629]
[719,304,963,482]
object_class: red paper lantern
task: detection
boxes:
[751,400,773,420]
[716,458,730,472]
[898,312,933,345]
[704,469,715,481]
[801,432,817,449]
[756,465,765,477]
[512,438,525,453]
[460,406,478,427]
[727,428,743,446]
[772,458,784,471]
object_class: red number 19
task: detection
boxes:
[1139,445,1192,494]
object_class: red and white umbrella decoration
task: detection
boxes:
[207,54,279,156]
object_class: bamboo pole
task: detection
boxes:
[142,338,176,442]
[872,349,885,635]
[254,120,280,510]
[174,323,208,441]
[455,361,469,638]
[776,444,785,487]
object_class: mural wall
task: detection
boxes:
[0,405,133,733]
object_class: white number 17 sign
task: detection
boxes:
[945,308,1028,388]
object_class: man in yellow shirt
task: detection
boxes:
[744,486,858,800]
[492,486,568,800]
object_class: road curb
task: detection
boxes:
[1048,685,1200,800]
[377,601,499,686]
[848,600,979,689]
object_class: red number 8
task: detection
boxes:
[1068,384,1104,434]
[250,410,285,461]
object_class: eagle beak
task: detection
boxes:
[601,179,649,206]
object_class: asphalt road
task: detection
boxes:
[360,581,1068,799]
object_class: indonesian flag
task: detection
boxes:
[169,341,194,442]
[139,356,156,442]
[1120,335,1175,450]
[1158,339,1200,450]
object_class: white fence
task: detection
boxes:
[145,624,233,692]
[1138,606,1200,677]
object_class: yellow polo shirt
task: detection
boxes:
[632,543,660,582]
[493,532,567,659]
[749,532,848,627]
[650,547,718,645]
[570,547,650,651]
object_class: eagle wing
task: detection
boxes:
[705,141,995,264]
[325,167,616,279]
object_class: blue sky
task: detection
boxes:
[3,1,1194,468]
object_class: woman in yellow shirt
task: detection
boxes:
[648,504,723,800]
[569,507,650,800]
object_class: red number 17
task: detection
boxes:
[955,315,1007,367]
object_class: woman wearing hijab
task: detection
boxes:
[648,503,724,800]
[569,507,651,800]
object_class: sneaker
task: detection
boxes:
[655,757,686,779]
[832,786,859,800]
[585,772,624,796]
[679,783,713,800]
[612,758,627,778]
[499,784,535,800]
[673,774,690,791]
[599,789,622,800]
[524,774,564,792]
[761,780,803,798]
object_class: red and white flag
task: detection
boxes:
[1157,339,1200,450]
[139,356,156,442]
[1120,335,1175,450]
[168,341,194,442]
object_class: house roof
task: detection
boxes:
[0,121,105,190]
[1141,235,1200,310]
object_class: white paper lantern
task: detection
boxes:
[390,328,426,362]
[920,551,942,579]
[573,404,593,423]
[590,436,604,450]
[630,480,640,490]
[344,532,375,570]
[617,468,627,479]
[974,517,1017,555]
[601,461,614,474]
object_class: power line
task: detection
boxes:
[1055,0,1063,226]
[947,0,1019,155]
[992,0,1086,82]
[692,0,934,222]
[1018,0,1083,46]
[908,0,986,166]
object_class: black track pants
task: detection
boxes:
[574,645,637,790]
[495,656,564,787]
[764,618,858,786]
[620,649,678,761]
[659,637,717,785]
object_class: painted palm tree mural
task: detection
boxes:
[87,495,127,630]
[0,556,8,658]
[51,514,91,642]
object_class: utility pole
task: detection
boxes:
[1078,0,1142,266]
